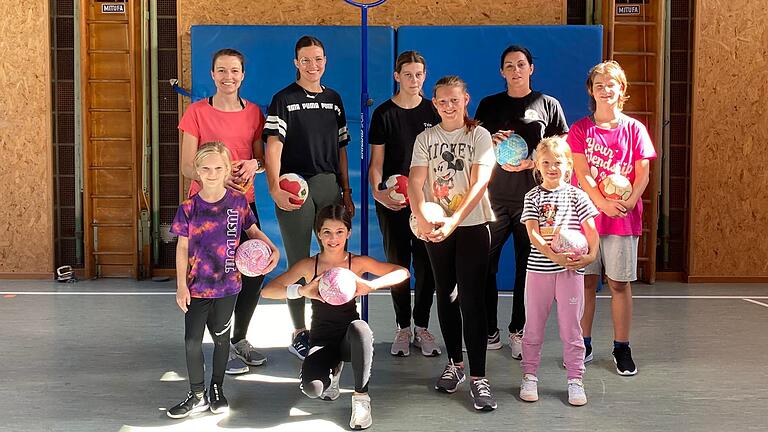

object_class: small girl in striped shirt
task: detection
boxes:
[518,137,599,406]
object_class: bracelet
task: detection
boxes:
[286,283,303,299]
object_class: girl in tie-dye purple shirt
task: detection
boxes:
[171,189,257,298]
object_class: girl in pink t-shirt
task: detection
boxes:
[177,48,269,376]
[567,61,656,377]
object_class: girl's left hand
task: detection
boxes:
[426,216,456,243]
[342,193,356,217]
[501,159,534,173]
[614,199,636,212]
[263,247,281,274]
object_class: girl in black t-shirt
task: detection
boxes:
[368,51,442,358]
[474,45,569,359]
[263,36,354,361]
[261,204,409,430]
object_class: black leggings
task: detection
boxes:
[185,295,238,392]
[426,223,490,377]
[375,202,435,329]
[231,202,266,344]
[485,204,529,334]
[300,320,374,397]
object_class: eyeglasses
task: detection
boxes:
[299,56,326,67]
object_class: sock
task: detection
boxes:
[583,336,592,347]
[613,340,630,349]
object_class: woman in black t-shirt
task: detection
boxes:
[262,204,409,430]
[263,36,354,361]
[368,51,442,358]
[474,45,569,359]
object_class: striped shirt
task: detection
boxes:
[521,184,598,273]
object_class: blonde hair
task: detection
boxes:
[433,75,479,132]
[194,141,232,175]
[533,136,573,183]
[586,60,630,111]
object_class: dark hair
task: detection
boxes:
[433,75,479,132]
[395,50,426,73]
[211,48,245,72]
[314,204,353,250]
[499,45,533,69]
[294,36,325,80]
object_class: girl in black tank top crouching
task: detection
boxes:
[261,204,409,430]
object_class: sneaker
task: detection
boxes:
[390,327,411,357]
[209,383,229,414]
[567,379,587,406]
[167,390,209,419]
[469,378,497,411]
[508,331,523,360]
[233,339,267,366]
[289,330,310,361]
[486,330,503,350]
[413,327,441,357]
[225,345,249,375]
[519,374,539,402]
[349,393,372,430]
[434,361,466,393]
[613,345,638,376]
[321,362,344,401]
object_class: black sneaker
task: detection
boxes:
[434,361,466,393]
[469,378,497,411]
[209,383,229,414]
[584,344,593,364]
[613,345,637,376]
[289,330,310,360]
[167,390,209,419]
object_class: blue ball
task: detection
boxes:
[495,134,529,166]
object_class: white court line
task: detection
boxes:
[1,291,768,300]
[743,298,768,308]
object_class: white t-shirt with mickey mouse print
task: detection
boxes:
[410,123,496,227]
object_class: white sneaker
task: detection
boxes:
[568,378,587,406]
[320,362,343,401]
[508,331,523,360]
[519,374,539,402]
[390,327,411,357]
[350,393,372,430]
[413,327,441,357]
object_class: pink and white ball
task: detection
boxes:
[380,174,409,204]
[278,173,309,206]
[551,229,589,258]
[408,202,446,240]
[235,239,272,277]
[319,267,358,306]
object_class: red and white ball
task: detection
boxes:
[381,174,409,204]
[319,267,358,306]
[235,239,272,277]
[278,173,309,206]
[599,173,632,201]
[408,202,446,240]
[551,229,589,258]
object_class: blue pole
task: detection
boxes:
[344,0,387,322]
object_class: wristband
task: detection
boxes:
[286,283,303,300]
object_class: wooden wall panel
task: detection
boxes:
[177,0,566,95]
[0,0,54,277]
[689,1,768,279]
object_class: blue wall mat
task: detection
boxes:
[190,25,395,276]
[398,25,603,290]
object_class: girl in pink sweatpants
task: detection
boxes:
[518,137,599,406]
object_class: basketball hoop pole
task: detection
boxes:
[343,0,387,321]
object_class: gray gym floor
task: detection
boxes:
[1,279,766,431]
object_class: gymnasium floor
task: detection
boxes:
[1,279,766,432]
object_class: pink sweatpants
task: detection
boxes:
[521,271,586,380]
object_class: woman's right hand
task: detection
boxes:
[270,187,302,212]
[372,186,406,211]
[492,130,512,146]
[298,277,324,302]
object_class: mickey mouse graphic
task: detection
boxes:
[433,151,464,210]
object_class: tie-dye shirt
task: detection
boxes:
[170,190,257,298]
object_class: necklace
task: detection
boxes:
[301,85,324,99]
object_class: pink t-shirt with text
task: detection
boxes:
[178,99,265,202]
[567,114,657,236]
